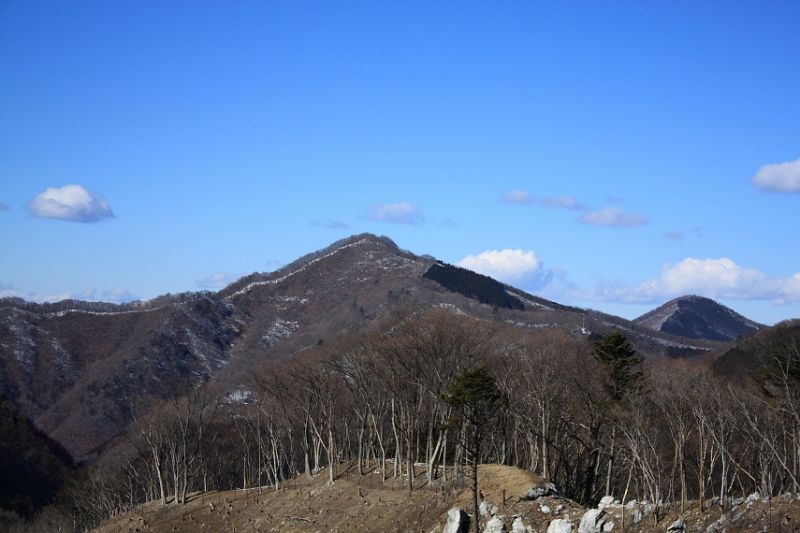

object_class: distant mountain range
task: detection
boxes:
[634,295,763,341]
[0,234,767,462]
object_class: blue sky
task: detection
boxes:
[1,1,798,324]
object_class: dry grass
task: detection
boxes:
[92,463,573,533]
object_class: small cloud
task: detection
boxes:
[0,284,138,304]
[78,287,139,303]
[692,226,705,238]
[364,202,424,224]
[500,189,535,204]
[579,207,649,228]
[311,219,350,230]
[752,157,800,192]
[0,203,9,212]
[663,230,684,240]
[500,190,586,210]
[605,195,626,204]
[27,184,114,222]
[540,196,587,210]
[196,272,238,290]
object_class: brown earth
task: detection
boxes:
[93,463,584,533]
[93,462,800,533]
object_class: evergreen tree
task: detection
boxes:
[444,366,507,533]
[593,330,644,404]
[592,330,644,496]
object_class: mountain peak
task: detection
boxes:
[634,294,762,341]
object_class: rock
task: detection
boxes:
[547,518,574,533]
[598,496,615,510]
[512,516,532,533]
[525,482,561,500]
[443,508,470,533]
[480,500,498,517]
[578,509,613,532]
[541,505,551,514]
[745,491,761,505]
[484,516,508,533]
[667,519,685,531]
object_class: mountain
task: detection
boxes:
[0,234,722,462]
[711,318,800,379]
[634,295,762,342]
[0,391,73,520]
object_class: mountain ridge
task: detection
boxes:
[0,234,737,462]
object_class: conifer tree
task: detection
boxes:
[444,366,506,533]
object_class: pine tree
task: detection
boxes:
[593,330,644,497]
[593,330,644,404]
[444,367,506,533]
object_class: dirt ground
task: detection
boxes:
[94,464,800,532]
[94,464,552,533]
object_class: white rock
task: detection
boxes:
[511,516,532,533]
[443,508,470,533]
[484,516,508,533]
[745,491,761,505]
[598,496,615,510]
[541,504,551,514]
[578,509,605,533]
[547,518,574,533]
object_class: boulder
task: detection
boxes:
[745,492,761,505]
[598,496,615,510]
[443,508,470,533]
[480,500,498,517]
[578,508,614,532]
[525,482,562,500]
[484,516,508,533]
[511,516,533,533]
[547,518,574,533]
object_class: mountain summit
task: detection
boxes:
[0,235,726,461]
[633,295,762,341]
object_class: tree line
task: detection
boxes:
[12,311,800,531]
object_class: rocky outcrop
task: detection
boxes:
[547,518,574,533]
[524,482,562,501]
[578,508,614,533]
[443,508,470,533]
[484,516,508,533]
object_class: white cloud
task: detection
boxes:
[0,284,138,304]
[752,158,800,192]
[26,184,114,222]
[457,249,541,283]
[196,272,238,290]
[580,257,800,304]
[579,207,648,227]
[365,202,424,224]
[500,190,586,210]
[500,190,535,204]
[77,287,139,303]
[540,196,586,210]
